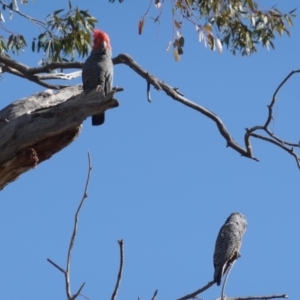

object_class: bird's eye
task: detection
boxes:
[236,222,239,225]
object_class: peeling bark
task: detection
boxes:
[0,84,121,190]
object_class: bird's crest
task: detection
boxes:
[93,29,111,50]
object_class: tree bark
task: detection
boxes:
[0,84,121,190]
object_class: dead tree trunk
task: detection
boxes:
[0,84,121,190]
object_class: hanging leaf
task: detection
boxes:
[177,45,183,55]
[204,24,212,32]
[246,0,254,11]
[155,1,161,9]
[173,48,180,61]
[0,11,5,22]
[178,36,184,47]
[138,17,145,35]
[215,37,223,54]
[31,39,35,52]
[174,20,181,28]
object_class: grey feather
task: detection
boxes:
[82,42,113,126]
[213,212,247,286]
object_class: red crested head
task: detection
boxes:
[93,29,111,50]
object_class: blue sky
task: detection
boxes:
[1,1,300,299]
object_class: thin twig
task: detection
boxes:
[47,152,92,300]
[177,281,215,300]
[47,258,66,274]
[221,260,236,300]
[79,294,92,300]
[113,53,258,161]
[72,282,86,300]
[265,127,300,147]
[65,151,92,299]
[265,70,300,128]
[142,0,153,18]
[147,81,151,102]
[0,0,45,26]
[28,62,83,74]
[244,70,300,167]
[250,133,300,169]
[220,295,288,300]
[0,54,67,89]
[111,240,124,300]
[151,289,158,300]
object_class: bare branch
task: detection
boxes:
[249,133,300,168]
[0,0,45,26]
[177,281,215,300]
[72,282,86,300]
[37,71,82,80]
[111,240,124,300]
[113,53,258,161]
[28,62,84,74]
[221,260,236,300]
[0,54,67,89]
[78,294,91,300]
[47,258,66,274]
[64,152,92,299]
[147,81,151,102]
[264,127,300,148]
[178,252,286,300]
[114,53,300,168]
[2,51,300,168]
[150,289,158,300]
[244,69,300,167]
[265,70,300,128]
[46,152,92,299]
[218,295,288,300]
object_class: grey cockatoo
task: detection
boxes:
[213,212,247,286]
[82,29,113,126]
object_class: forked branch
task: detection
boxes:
[177,281,215,300]
[177,253,287,300]
[1,52,300,168]
[245,70,300,168]
[218,295,288,300]
[111,240,124,300]
[113,54,300,168]
[47,152,92,300]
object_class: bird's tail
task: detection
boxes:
[92,112,105,126]
[214,267,222,286]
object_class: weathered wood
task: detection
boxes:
[0,84,121,190]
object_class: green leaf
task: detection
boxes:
[53,9,64,15]
[31,39,35,52]
[19,35,27,46]
[289,8,297,14]
[246,0,254,11]
[285,15,293,26]
[80,10,91,17]
[7,34,14,48]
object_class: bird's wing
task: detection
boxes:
[213,222,241,268]
[105,64,113,94]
